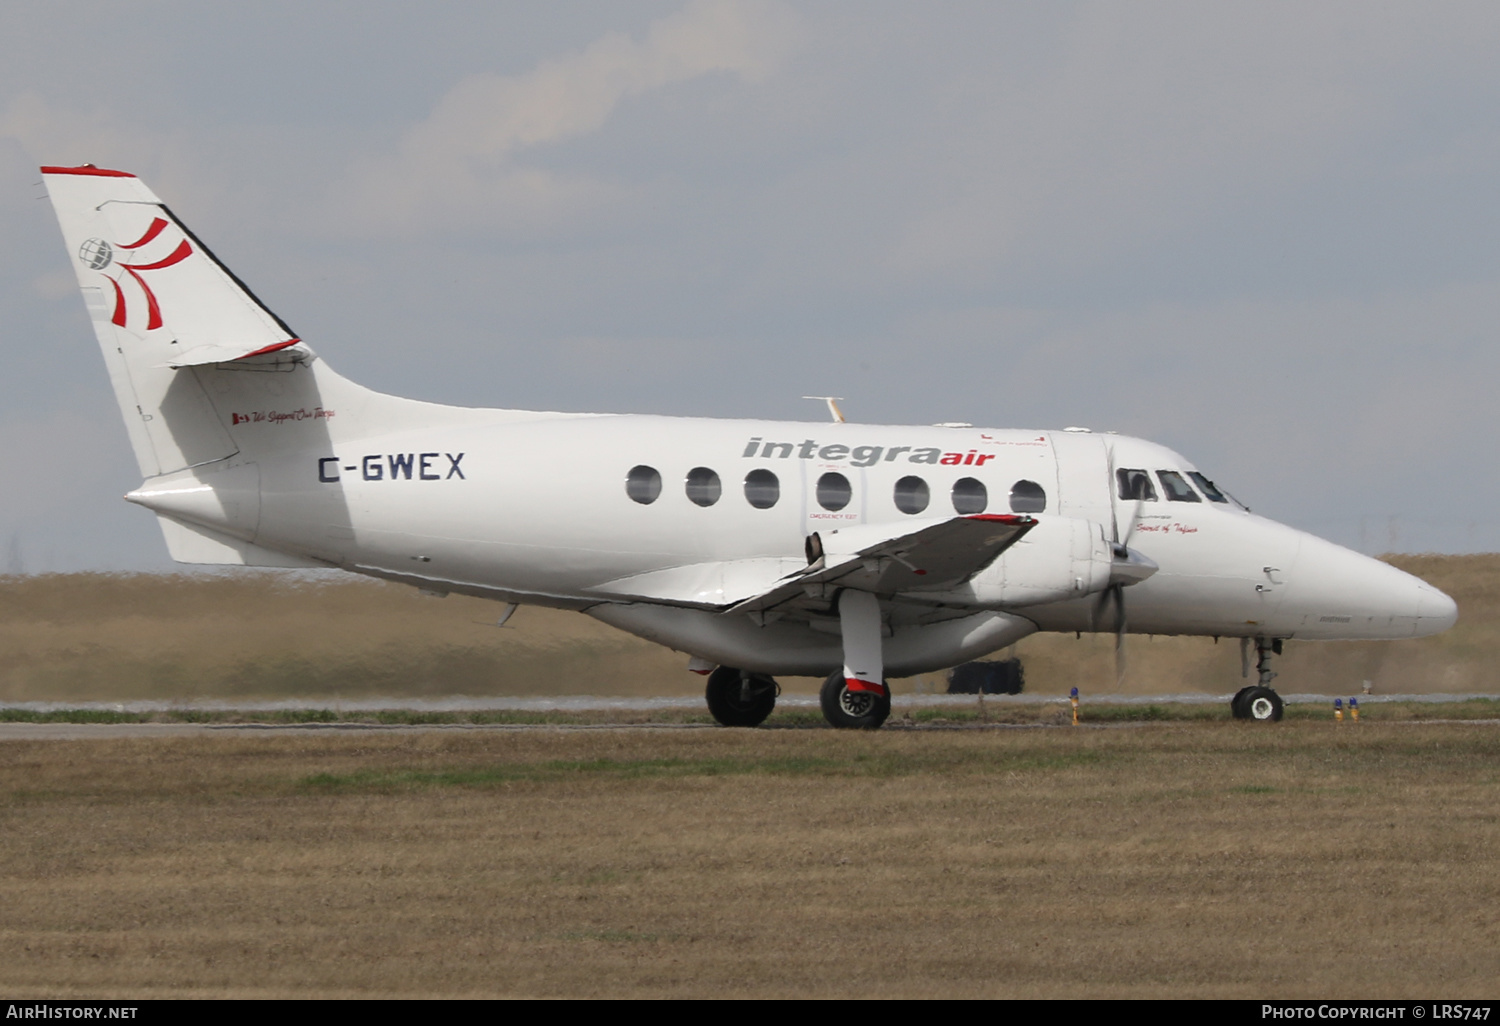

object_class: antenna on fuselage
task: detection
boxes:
[801,396,846,423]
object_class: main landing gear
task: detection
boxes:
[1231,637,1285,722]
[705,586,895,730]
[820,672,892,730]
[704,666,779,727]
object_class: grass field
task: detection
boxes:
[0,721,1496,998]
[0,552,1496,703]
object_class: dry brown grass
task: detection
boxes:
[0,553,1493,703]
[0,572,693,702]
[0,723,1496,998]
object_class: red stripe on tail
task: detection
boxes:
[120,239,191,271]
[107,277,127,327]
[40,165,136,178]
[119,217,169,250]
[123,268,162,330]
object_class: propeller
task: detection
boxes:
[1094,445,1156,689]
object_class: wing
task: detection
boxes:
[728,513,1036,619]
[586,514,1036,617]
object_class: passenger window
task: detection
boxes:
[626,465,661,505]
[744,469,779,510]
[1116,468,1157,501]
[1187,471,1228,504]
[685,467,721,507]
[952,477,988,514]
[1157,470,1201,503]
[817,472,852,512]
[1009,479,1046,513]
[893,475,929,515]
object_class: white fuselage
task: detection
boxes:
[127,357,1457,678]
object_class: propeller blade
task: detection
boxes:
[1113,586,1127,690]
[1091,581,1129,690]
[1119,496,1143,547]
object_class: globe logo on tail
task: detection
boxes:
[78,238,112,270]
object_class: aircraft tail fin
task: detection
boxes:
[41,165,309,477]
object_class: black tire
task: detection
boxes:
[705,666,777,727]
[1230,686,1256,720]
[1241,686,1283,722]
[820,671,891,729]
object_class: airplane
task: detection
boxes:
[39,165,1459,728]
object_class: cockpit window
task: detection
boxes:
[1157,470,1201,503]
[1187,471,1249,510]
[1186,471,1226,503]
[1116,468,1157,501]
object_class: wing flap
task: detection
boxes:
[589,557,807,609]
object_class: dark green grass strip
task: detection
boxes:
[297,748,1110,792]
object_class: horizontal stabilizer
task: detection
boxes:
[165,339,308,368]
[154,515,327,568]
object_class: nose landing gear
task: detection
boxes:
[1231,637,1285,722]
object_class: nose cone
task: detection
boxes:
[1288,534,1459,639]
[1414,581,1459,636]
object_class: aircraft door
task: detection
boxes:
[1049,431,1112,527]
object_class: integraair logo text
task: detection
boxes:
[743,437,1001,467]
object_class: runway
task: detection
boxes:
[1,692,1496,740]
[3,691,1494,716]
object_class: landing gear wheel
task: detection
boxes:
[820,672,891,730]
[1231,686,1257,720]
[1241,686,1283,722]
[705,666,778,727]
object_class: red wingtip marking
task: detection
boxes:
[234,339,301,360]
[107,277,127,327]
[119,217,169,250]
[965,513,1032,524]
[120,239,191,271]
[39,165,136,178]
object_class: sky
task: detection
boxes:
[3,1,1499,572]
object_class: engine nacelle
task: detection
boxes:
[912,516,1116,608]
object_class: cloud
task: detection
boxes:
[0,90,172,177]
[882,2,1500,282]
[341,0,801,235]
